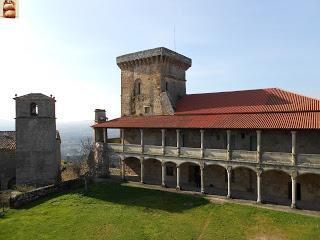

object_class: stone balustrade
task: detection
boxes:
[298,154,320,167]
[231,150,257,162]
[262,152,292,165]
[107,143,320,167]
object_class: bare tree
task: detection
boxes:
[79,137,95,192]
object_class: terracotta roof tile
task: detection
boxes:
[175,88,320,115]
[94,88,320,130]
[0,131,16,150]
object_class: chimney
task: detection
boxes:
[95,109,107,123]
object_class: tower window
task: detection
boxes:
[134,79,141,96]
[144,106,150,114]
[165,82,169,91]
[30,102,38,116]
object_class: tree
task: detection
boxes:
[79,137,95,192]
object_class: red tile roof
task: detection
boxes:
[0,131,16,150]
[175,88,320,115]
[94,88,320,130]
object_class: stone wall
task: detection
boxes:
[9,179,83,209]
[144,159,161,184]
[261,170,291,205]
[0,149,16,190]
[297,173,320,210]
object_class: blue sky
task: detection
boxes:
[0,0,319,122]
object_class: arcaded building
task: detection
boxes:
[0,93,61,190]
[93,47,320,210]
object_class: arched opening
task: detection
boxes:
[204,164,227,196]
[123,157,141,182]
[230,167,257,200]
[297,173,320,210]
[179,162,201,192]
[163,161,177,188]
[261,170,291,206]
[133,79,141,97]
[30,102,38,116]
[7,177,16,189]
[144,158,161,185]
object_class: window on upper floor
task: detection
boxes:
[133,79,141,96]
[30,102,38,116]
[165,81,169,91]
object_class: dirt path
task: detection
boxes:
[197,211,213,240]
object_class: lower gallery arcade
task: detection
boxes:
[111,156,320,211]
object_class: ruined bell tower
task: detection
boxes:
[15,93,60,186]
[116,47,192,116]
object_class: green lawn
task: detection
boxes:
[1,182,320,240]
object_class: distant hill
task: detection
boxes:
[0,119,119,161]
[57,120,119,160]
[0,119,14,131]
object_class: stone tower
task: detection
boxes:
[15,93,60,186]
[116,47,192,117]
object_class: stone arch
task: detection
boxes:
[204,164,228,196]
[261,169,291,206]
[143,158,162,185]
[178,161,201,192]
[230,166,257,201]
[30,102,38,116]
[232,165,257,173]
[123,157,141,182]
[296,172,320,210]
[7,177,16,189]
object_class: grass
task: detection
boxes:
[0,182,320,240]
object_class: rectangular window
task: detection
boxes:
[166,166,174,176]
[144,106,150,114]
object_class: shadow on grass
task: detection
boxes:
[16,181,210,213]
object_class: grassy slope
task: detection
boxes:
[0,182,320,240]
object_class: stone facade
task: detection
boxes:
[94,47,320,211]
[0,149,16,190]
[0,93,61,190]
[117,47,191,117]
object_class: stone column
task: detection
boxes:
[93,128,97,143]
[227,130,231,161]
[200,164,205,194]
[121,129,125,153]
[103,128,107,143]
[121,157,125,181]
[161,162,166,187]
[227,167,232,198]
[140,158,144,184]
[256,130,262,163]
[176,165,181,190]
[200,129,205,158]
[291,172,297,208]
[291,131,297,165]
[256,169,262,203]
[161,129,166,155]
[140,129,144,154]
[176,129,181,156]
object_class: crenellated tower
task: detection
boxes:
[116,47,192,117]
